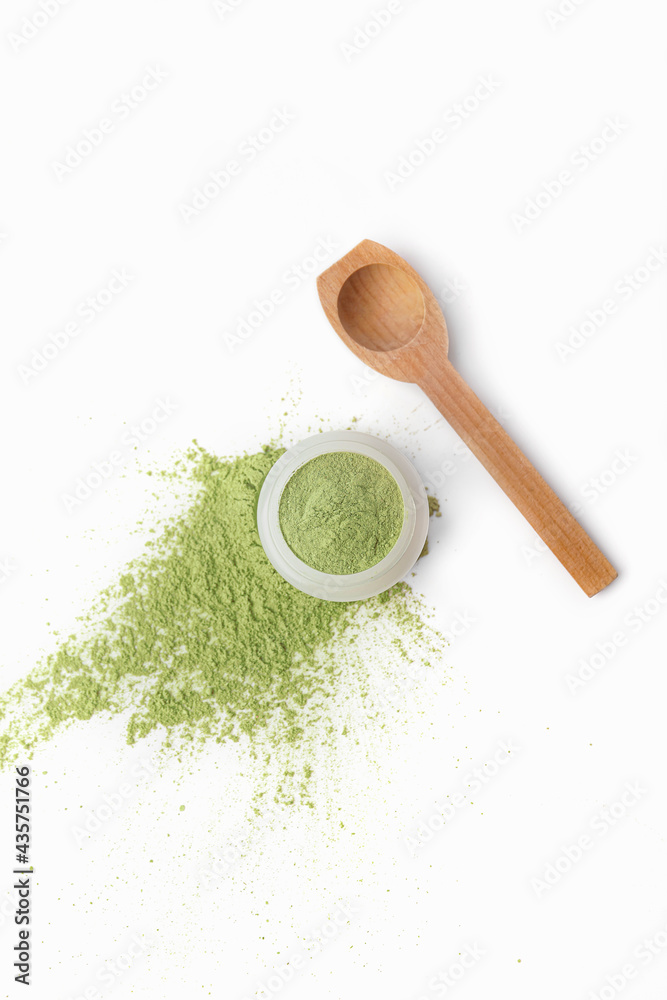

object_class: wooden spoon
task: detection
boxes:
[317,239,617,597]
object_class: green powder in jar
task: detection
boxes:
[278,451,405,575]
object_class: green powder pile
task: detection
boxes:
[0,443,444,792]
[279,452,405,575]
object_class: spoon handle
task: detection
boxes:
[419,357,617,596]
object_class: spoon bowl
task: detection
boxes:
[338,263,429,353]
[317,239,617,597]
[318,240,449,384]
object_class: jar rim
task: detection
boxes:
[256,431,429,602]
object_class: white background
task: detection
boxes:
[1,0,667,997]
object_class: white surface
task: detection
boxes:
[1,1,666,998]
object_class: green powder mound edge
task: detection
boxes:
[0,444,445,779]
[279,452,405,575]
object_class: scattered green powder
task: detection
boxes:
[279,452,405,575]
[427,495,442,518]
[0,443,445,799]
[421,496,442,558]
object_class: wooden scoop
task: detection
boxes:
[317,239,617,597]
